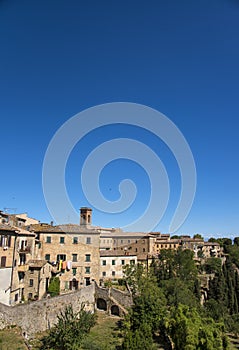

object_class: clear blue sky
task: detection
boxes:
[0,0,239,239]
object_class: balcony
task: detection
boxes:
[19,246,31,253]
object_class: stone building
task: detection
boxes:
[31,221,100,292]
[23,260,52,301]
[202,242,221,258]
[100,230,153,255]
[100,250,137,281]
[0,211,39,228]
[0,224,36,305]
[150,238,180,254]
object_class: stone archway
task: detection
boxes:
[96,298,107,311]
[111,304,120,316]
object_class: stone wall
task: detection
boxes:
[0,284,95,336]
[110,287,133,309]
[95,284,133,314]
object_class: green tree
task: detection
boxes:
[48,276,60,297]
[123,263,145,295]
[208,238,218,243]
[194,234,203,240]
[226,244,239,268]
[204,299,226,321]
[130,277,167,332]
[161,278,199,308]
[122,322,156,350]
[122,265,167,348]
[40,304,96,350]
[167,304,228,350]
[175,249,198,285]
[204,258,222,274]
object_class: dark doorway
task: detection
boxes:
[0,256,6,267]
[111,305,120,316]
[70,278,79,290]
[85,277,91,286]
[97,298,107,311]
[46,278,49,292]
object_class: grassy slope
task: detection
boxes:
[81,311,123,350]
[0,311,123,350]
[0,327,27,350]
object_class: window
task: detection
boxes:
[19,254,26,265]
[102,260,106,266]
[85,254,91,262]
[29,268,34,274]
[128,240,130,243]
[73,237,78,244]
[57,254,66,261]
[86,237,91,244]
[72,254,77,262]
[121,240,123,244]
[72,268,77,275]
[45,254,50,261]
[135,248,138,252]
[121,260,125,265]
[29,279,34,287]
[143,248,145,252]
[28,293,33,300]
[102,271,106,277]
[19,272,24,282]
[112,271,115,276]
[85,266,90,274]
[0,256,6,267]
[112,260,116,265]
[7,236,12,247]
[60,236,65,244]
[46,236,51,243]
[15,294,18,302]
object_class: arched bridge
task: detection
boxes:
[95,283,133,316]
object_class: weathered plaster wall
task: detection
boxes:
[0,268,11,305]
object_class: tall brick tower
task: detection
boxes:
[80,207,92,227]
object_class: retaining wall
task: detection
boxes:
[0,284,95,336]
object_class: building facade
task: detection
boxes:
[32,223,100,292]
[0,224,36,305]
[100,250,137,281]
